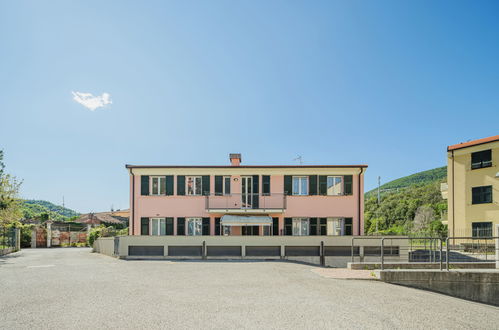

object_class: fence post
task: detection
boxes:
[15,228,21,251]
[202,240,207,260]
[351,238,355,264]
[381,238,385,270]
[320,241,325,267]
[446,237,450,271]
[439,238,443,271]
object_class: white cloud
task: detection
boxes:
[72,91,112,111]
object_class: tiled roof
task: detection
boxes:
[448,135,499,151]
[125,164,368,169]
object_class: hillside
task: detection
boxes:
[366,166,447,197]
[364,166,448,236]
[22,200,80,222]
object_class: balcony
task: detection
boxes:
[205,193,286,213]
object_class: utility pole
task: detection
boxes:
[376,176,381,234]
[62,196,65,209]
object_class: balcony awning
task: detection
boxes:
[221,215,272,226]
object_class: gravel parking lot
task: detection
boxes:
[0,248,497,329]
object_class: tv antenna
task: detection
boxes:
[293,155,303,165]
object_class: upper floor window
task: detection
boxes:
[186,218,202,236]
[223,176,231,195]
[327,176,343,196]
[472,185,492,204]
[186,176,202,195]
[471,150,492,170]
[151,176,166,195]
[292,176,309,195]
[292,218,309,236]
[472,222,492,237]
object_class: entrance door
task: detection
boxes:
[241,176,253,208]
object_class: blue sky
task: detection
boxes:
[1,1,498,213]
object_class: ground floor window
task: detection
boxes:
[292,218,309,236]
[186,218,202,236]
[150,218,166,235]
[327,218,344,236]
[472,222,492,237]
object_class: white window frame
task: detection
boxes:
[292,218,310,236]
[292,176,309,196]
[186,217,202,236]
[150,217,166,235]
[151,176,166,196]
[186,176,202,196]
[327,176,343,196]
[327,218,344,236]
[223,176,231,195]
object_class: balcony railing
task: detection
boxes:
[205,193,286,212]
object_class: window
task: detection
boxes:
[327,176,343,196]
[186,176,202,195]
[223,176,231,195]
[262,175,271,195]
[327,218,344,236]
[151,176,166,195]
[150,218,166,235]
[472,186,493,204]
[186,218,202,236]
[292,176,308,195]
[472,222,492,237]
[471,150,492,170]
[292,218,309,236]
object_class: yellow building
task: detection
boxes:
[445,135,499,237]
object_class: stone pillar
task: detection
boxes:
[31,228,37,248]
[15,228,21,251]
[46,222,52,248]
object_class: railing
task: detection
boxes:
[350,235,499,271]
[205,193,286,211]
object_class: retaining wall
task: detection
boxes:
[93,237,115,257]
[379,270,499,306]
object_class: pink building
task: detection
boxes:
[127,154,367,237]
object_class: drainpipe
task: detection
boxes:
[130,168,135,235]
[451,150,455,240]
[358,167,364,236]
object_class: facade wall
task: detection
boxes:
[129,166,366,236]
[447,140,499,236]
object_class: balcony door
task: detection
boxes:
[241,176,253,208]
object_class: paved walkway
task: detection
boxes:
[1,248,498,329]
[311,267,376,279]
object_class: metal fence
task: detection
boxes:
[0,226,18,256]
[351,236,499,271]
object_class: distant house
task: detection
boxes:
[74,210,128,227]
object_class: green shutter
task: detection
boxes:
[202,176,210,196]
[141,217,149,235]
[166,217,174,235]
[319,176,327,195]
[215,176,223,196]
[252,175,259,209]
[344,175,353,195]
[215,218,221,235]
[202,217,210,235]
[309,218,318,236]
[344,218,353,235]
[165,176,174,196]
[177,217,185,235]
[141,176,149,196]
[284,218,292,236]
[177,176,185,195]
[284,176,292,195]
[262,175,271,195]
[309,175,318,195]
[272,217,279,235]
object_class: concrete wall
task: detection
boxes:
[379,270,499,306]
[113,235,408,267]
[93,237,115,257]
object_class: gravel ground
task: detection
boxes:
[0,248,497,329]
